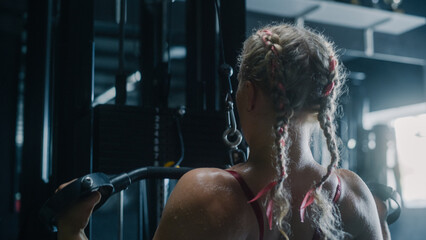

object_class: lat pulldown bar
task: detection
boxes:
[39,166,191,232]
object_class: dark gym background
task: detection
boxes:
[1,0,425,239]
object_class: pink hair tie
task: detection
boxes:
[300,188,315,223]
[277,83,285,93]
[299,185,323,222]
[248,181,278,204]
[323,81,334,97]
[329,56,337,72]
[261,29,272,35]
[266,199,274,230]
[260,30,278,55]
[280,138,285,147]
[248,163,287,230]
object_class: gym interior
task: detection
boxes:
[1,0,425,239]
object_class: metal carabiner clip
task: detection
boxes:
[223,94,242,147]
[222,94,246,165]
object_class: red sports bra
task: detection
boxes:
[226,169,342,240]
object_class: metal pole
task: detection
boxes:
[118,191,124,240]
[116,0,127,105]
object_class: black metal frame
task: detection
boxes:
[0,0,25,238]
[185,0,216,111]
[52,0,95,183]
[220,0,246,102]
[19,0,56,239]
[20,0,95,238]
[20,0,247,238]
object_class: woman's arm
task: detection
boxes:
[56,168,249,240]
[153,168,251,240]
[373,195,391,240]
[338,169,384,240]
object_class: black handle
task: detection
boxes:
[39,167,192,232]
[367,182,402,225]
[39,172,114,232]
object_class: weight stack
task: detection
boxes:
[93,104,230,174]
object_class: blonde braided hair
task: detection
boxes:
[238,23,347,239]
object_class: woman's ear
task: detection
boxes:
[245,81,257,112]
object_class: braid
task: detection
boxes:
[307,56,346,239]
[256,29,294,239]
[317,98,339,187]
[316,54,342,187]
[273,122,292,239]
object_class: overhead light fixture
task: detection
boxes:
[384,0,403,10]
[93,71,142,106]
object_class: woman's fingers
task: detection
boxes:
[55,177,102,236]
[57,191,101,233]
[55,179,78,193]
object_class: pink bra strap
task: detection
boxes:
[226,170,264,240]
[333,175,342,203]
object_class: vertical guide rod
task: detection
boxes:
[364,28,374,57]
[41,0,53,183]
[294,5,319,28]
[118,190,124,240]
[138,181,143,240]
[363,18,391,57]
[118,0,126,71]
[116,0,127,105]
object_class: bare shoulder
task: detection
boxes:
[336,169,383,240]
[337,169,372,201]
[171,168,244,206]
[153,168,252,240]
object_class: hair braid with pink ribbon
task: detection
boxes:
[251,29,293,238]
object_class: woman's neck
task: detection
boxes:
[245,120,318,178]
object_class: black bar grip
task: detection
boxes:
[127,167,192,182]
[368,182,402,225]
[39,173,114,232]
[40,167,192,232]
[110,173,132,193]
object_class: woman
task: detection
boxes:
[57,23,386,240]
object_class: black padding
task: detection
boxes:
[127,166,192,182]
[39,173,113,232]
[367,182,402,225]
[39,167,192,232]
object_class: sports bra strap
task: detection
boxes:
[226,170,264,240]
[226,171,342,240]
[333,175,342,203]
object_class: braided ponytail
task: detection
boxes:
[306,56,346,239]
[255,29,293,239]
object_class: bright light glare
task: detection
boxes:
[347,139,356,149]
[128,71,141,83]
[92,71,141,106]
[394,114,426,208]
